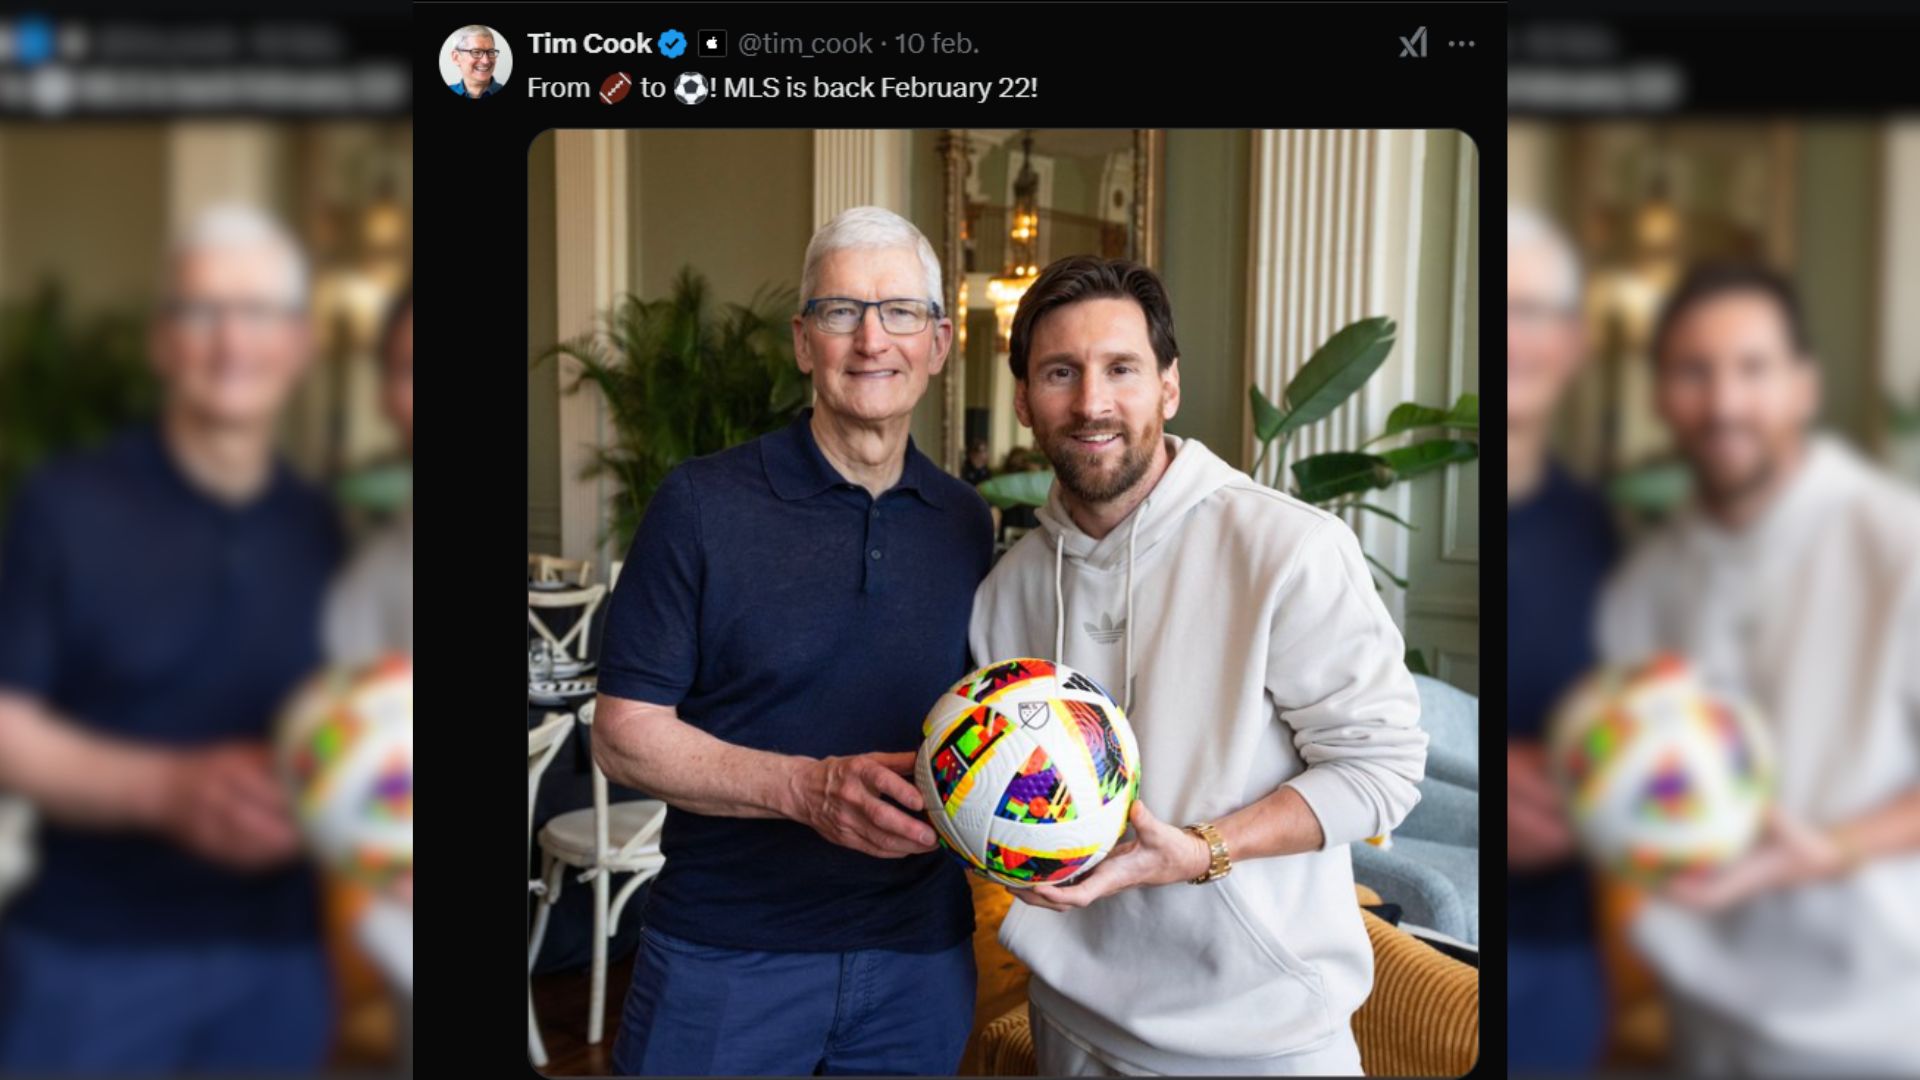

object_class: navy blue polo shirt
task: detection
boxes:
[600,408,993,953]
[0,424,342,944]
[448,78,502,97]
[1509,460,1618,944]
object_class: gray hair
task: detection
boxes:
[164,203,309,309]
[801,206,943,310]
[1507,204,1582,312]
[453,25,496,51]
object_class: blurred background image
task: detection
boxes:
[1509,12,1920,1078]
[0,9,410,1076]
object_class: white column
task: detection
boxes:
[813,130,910,226]
[554,130,632,576]
[1246,130,1424,628]
[1881,120,1920,479]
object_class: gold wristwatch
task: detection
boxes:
[1184,821,1231,884]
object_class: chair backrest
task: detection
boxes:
[576,699,613,865]
[573,697,664,867]
[528,712,575,844]
[527,583,607,662]
[528,553,593,586]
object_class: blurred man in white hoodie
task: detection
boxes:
[1599,262,1920,1075]
[969,256,1429,1075]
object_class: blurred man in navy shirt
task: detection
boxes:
[1507,205,1619,1072]
[0,205,341,1071]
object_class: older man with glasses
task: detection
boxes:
[1506,204,1618,1073]
[0,204,340,1071]
[592,206,994,1075]
[448,25,503,98]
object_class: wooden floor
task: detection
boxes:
[531,952,633,1076]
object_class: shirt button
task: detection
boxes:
[870,549,883,560]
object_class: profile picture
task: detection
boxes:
[440,24,512,99]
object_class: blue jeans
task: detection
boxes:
[1508,938,1606,1074]
[612,925,976,1075]
[0,923,332,1072]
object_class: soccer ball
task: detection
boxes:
[673,71,709,104]
[915,658,1140,888]
[275,654,413,885]
[1547,654,1772,884]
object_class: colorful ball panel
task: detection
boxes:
[915,659,1140,888]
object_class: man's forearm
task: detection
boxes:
[0,694,172,830]
[1832,785,1920,863]
[591,695,806,820]
[1211,785,1326,863]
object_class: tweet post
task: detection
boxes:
[1508,6,1920,1078]
[431,1,1499,1075]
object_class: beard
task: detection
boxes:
[1683,422,1781,502]
[1038,414,1163,505]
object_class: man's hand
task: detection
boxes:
[155,742,304,872]
[1008,801,1209,912]
[1509,739,1578,872]
[1657,805,1846,912]
[787,751,936,859]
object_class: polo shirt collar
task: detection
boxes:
[763,408,944,508]
[138,421,293,517]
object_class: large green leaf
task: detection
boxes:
[1608,460,1692,514]
[1379,438,1478,480]
[1368,393,1479,446]
[1250,385,1285,444]
[1278,316,1396,436]
[977,469,1055,509]
[1291,452,1393,503]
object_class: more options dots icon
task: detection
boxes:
[697,30,727,57]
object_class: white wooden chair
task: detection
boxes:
[527,583,606,675]
[527,711,575,1069]
[529,553,594,586]
[529,699,667,1046]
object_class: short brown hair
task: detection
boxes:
[1652,261,1810,366]
[1007,256,1179,380]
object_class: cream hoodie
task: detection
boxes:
[1598,435,1920,1075]
[969,434,1428,1073]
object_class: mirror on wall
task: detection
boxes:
[934,129,1163,472]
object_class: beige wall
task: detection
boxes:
[1161,129,1252,464]
[0,127,170,314]
[633,130,812,307]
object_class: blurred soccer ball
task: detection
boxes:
[276,654,412,885]
[1548,654,1772,884]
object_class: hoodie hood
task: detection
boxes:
[1031,433,1243,711]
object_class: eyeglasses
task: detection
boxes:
[456,48,500,60]
[163,299,304,335]
[1508,300,1576,332]
[803,297,940,335]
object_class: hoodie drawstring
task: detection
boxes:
[1051,500,1147,716]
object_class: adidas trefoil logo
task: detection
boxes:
[1083,612,1127,645]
